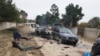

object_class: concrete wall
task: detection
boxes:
[0,22,16,31]
[84,28,100,40]
[71,27,78,35]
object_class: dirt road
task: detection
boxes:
[34,36,92,56]
[0,26,93,56]
[0,26,42,56]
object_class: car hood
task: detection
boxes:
[60,33,77,38]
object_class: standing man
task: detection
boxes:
[13,29,21,41]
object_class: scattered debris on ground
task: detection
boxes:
[0,26,93,56]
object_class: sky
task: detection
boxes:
[13,0,100,23]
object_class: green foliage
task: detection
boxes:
[47,15,60,24]
[88,17,100,28]
[35,6,60,25]
[16,18,24,23]
[20,10,28,23]
[45,12,51,24]
[27,19,35,23]
[47,4,60,24]
[35,4,60,25]
[45,11,59,24]
[0,0,20,22]
[35,15,42,24]
[50,4,59,17]
[62,3,84,27]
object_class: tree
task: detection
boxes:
[62,3,84,28]
[20,10,28,23]
[88,17,100,28]
[35,4,60,25]
[45,11,52,24]
[16,18,24,23]
[0,0,20,22]
[49,4,60,24]
[35,15,42,25]
[50,4,59,17]
[27,19,35,23]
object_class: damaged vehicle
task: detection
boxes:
[52,27,78,46]
[35,26,46,35]
[35,25,52,37]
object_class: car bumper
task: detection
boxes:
[61,38,78,45]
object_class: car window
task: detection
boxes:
[59,28,73,34]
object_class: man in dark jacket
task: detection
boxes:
[13,30,21,41]
[91,34,100,56]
